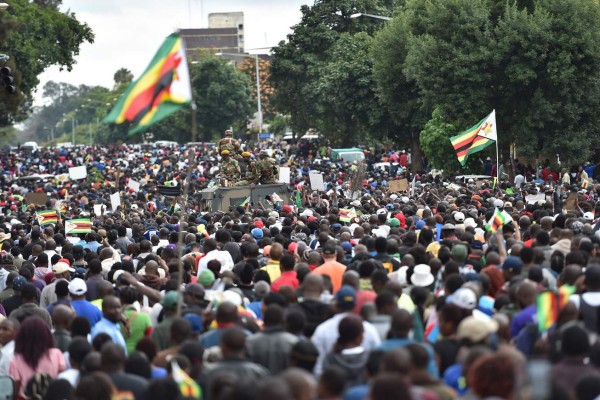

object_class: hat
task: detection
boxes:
[98,229,107,238]
[57,258,71,266]
[185,283,205,298]
[457,316,498,342]
[584,212,595,222]
[198,269,216,286]
[221,149,230,155]
[501,256,523,274]
[73,267,86,280]
[0,253,13,265]
[0,232,9,243]
[242,151,251,157]
[341,241,353,254]
[416,220,426,230]
[335,285,356,309]
[160,291,179,309]
[410,264,435,287]
[388,218,400,228]
[12,275,26,290]
[68,278,87,295]
[53,261,74,274]
[449,287,478,310]
[442,223,456,231]
[322,244,337,256]
[251,228,264,239]
[493,199,504,208]
[183,313,203,335]
[464,218,477,229]
[253,220,264,229]
[223,290,243,306]
[300,209,313,217]
[454,212,465,223]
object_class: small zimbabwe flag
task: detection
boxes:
[65,218,92,234]
[36,210,58,226]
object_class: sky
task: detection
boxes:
[35,0,310,103]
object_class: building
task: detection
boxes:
[180,12,244,60]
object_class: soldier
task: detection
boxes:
[219,150,241,186]
[233,156,258,187]
[256,150,279,184]
[218,129,242,159]
[239,151,252,177]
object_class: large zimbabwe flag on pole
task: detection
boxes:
[104,33,192,135]
[450,111,496,166]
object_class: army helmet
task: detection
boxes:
[259,150,269,157]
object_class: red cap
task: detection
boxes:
[288,242,298,254]
[253,220,264,229]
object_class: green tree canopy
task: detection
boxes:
[373,0,600,167]
[0,0,93,125]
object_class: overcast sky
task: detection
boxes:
[35,0,309,102]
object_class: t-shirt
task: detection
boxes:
[313,261,347,293]
[71,299,102,327]
[9,348,65,397]
[123,308,153,354]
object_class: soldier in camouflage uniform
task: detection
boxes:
[256,150,279,184]
[233,152,258,186]
[219,150,241,186]
[218,130,242,160]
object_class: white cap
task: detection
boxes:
[68,278,87,295]
[584,212,594,221]
[454,212,465,223]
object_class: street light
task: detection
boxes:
[349,13,392,21]
[215,52,263,133]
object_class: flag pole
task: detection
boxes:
[494,109,499,185]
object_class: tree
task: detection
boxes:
[237,57,276,119]
[0,0,93,125]
[373,0,600,167]
[148,56,253,143]
[270,0,404,138]
[113,68,134,87]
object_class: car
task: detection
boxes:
[154,140,179,148]
[21,141,40,153]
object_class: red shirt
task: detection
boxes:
[271,271,299,292]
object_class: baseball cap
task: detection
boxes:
[68,278,87,296]
[198,270,216,286]
[388,218,400,228]
[73,267,86,280]
[501,256,523,274]
[322,244,337,256]
[584,212,595,222]
[53,262,75,274]
[457,316,498,342]
[442,223,456,231]
[183,313,203,335]
[341,242,353,254]
[335,285,356,309]
[160,291,179,309]
[448,287,478,310]
[251,228,264,239]
[0,253,13,265]
[185,283,205,298]
[12,275,26,290]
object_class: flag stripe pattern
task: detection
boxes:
[36,210,58,226]
[537,286,575,332]
[65,218,92,234]
[484,208,510,233]
[104,33,192,135]
[450,112,495,165]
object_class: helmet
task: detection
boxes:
[225,130,233,136]
[259,150,268,157]
[221,150,230,156]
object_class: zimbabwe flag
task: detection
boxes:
[450,111,496,166]
[104,33,192,135]
[36,210,58,226]
[65,218,92,235]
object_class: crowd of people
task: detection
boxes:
[0,136,598,400]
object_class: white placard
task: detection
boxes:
[525,193,545,205]
[68,166,87,180]
[309,172,325,191]
[278,167,291,184]
[93,204,103,217]
[110,192,121,212]
[128,179,140,192]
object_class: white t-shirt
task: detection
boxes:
[569,292,600,309]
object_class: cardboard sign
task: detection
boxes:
[525,193,545,205]
[309,172,325,191]
[389,179,409,193]
[25,192,48,205]
[68,166,87,180]
[128,179,140,192]
[110,192,121,212]
[278,167,291,184]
